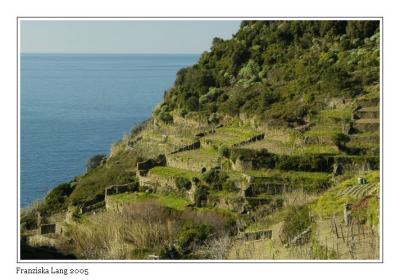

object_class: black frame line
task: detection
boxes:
[16,16,384,264]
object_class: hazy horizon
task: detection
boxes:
[20,20,241,54]
[20,52,202,55]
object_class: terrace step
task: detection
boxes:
[243,170,331,195]
[353,106,380,119]
[355,96,380,108]
[166,147,220,172]
[352,119,380,133]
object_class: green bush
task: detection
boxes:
[159,111,173,123]
[20,209,38,231]
[218,145,230,158]
[280,205,312,244]
[159,244,182,259]
[175,177,192,191]
[201,168,228,191]
[176,223,213,255]
[275,154,333,172]
[193,185,209,207]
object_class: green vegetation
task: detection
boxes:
[149,166,199,179]
[175,177,192,191]
[107,192,190,211]
[280,205,312,244]
[168,146,219,165]
[313,171,379,220]
[156,21,379,127]
[201,168,229,191]
[42,182,74,214]
[68,149,139,205]
[22,20,380,260]
[203,125,259,146]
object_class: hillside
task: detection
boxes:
[20,20,380,260]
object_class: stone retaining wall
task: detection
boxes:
[232,133,265,147]
[39,223,64,235]
[137,154,167,175]
[170,141,201,155]
[166,155,218,172]
[138,173,178,193]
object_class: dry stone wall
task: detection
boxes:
[232,133,265,147]
[170,141,201,155]
[137,154,167,175]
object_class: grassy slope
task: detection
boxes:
[107,192,190,211]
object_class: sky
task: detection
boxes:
[20,20,241,54]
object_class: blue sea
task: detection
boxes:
[20,53,199,207]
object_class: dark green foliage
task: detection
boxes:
[280,205,312,244]
[158,111,173,123]
[176,223,212,255]
[175,177,192,191]
[230,148,276,169]
[68,150,139,206]
[275,154,334,172]
[159,244,182,260]
[332,132,351,150]
[231,148,336,172]
[20,210,38,231]
[156,21,379,127]
[42,183,74,214]
[218,145,230,158]
[201,168,228,191]
[86,154,106,172]
[193,185,209,207]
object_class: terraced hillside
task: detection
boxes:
[20,20,380,260]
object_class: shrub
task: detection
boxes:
[159,111,173,123]
[275,154,333,172]
[193,185,209,207]
[175,177,192,191]
[201,168,228,191]
[332,133,350,150]
[218,145,230,158]
[20,209,38,231]
[176,223,212,255]
[280,205,312,244]
[159,244,182,259]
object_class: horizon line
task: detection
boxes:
[20,52,202,55]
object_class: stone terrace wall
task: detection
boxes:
[170,141,201,155]
[39,223,64,235]
[105,183,138,197]
[232,133,265,147]
[166,154,218,172]
[138,173,179,193]
[137,154,166,176]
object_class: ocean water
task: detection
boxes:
[20,53,199,207]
